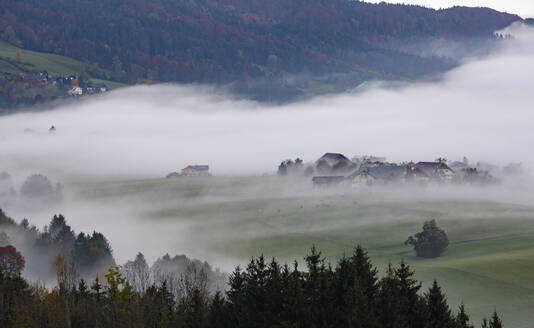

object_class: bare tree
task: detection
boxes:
[52,253,78,290]
[123,252,150,292]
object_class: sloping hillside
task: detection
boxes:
[0,0,523,101]
[0,40,124,111]
[0,40,121,87]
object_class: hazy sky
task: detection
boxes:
[367,0,534,17]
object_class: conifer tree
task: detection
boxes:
[208,291,227,328]
[425,280,453,328]
[456,303,474,328]
[489,311,503,328]
[280,261,306,327]
[378,264,405,328]
[395,261,425,328]
[303,245,333,327]
[351,245,380,328]
[226,266,247,328]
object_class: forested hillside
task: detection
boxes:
[0,0,522,101]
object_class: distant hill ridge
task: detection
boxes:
[0,0,523,101]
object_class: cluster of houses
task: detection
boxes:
[166,165,211,178]
[2,71,107,98]
[51,74,107,97]
[279,153,499,187]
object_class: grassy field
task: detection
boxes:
[66,176,534,327]
[0,40,124,89]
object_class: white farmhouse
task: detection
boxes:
[68,86,83,96]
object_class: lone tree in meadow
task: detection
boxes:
[405,219,449,258]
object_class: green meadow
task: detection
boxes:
[70,176,534,327]
[0,40,123,89]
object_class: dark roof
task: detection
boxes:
[318,153,350,161]
[183,165,209,171]
[316,153,353,167]
[414,162,454,176]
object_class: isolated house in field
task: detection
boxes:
[315,153,356,174]
[312,176,346,186]
[413,162,456,182]
[181,165,210,177]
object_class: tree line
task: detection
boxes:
[0,209,115,282]
[0,0,522,101]
[1,242,503,328]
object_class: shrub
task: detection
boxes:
[405,219,449,258]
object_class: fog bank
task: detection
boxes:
[0,24,533,181]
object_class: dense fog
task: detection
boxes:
[0,25,533,181]
[0,23,534,273]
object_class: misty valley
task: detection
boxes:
[2,166,534,326]
[1,2,534,328]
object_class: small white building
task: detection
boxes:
[413,162,457,183]
[68,86,83,96]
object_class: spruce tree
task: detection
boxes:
[332,256,356,327]
[425,280,453,328]
[456,303,473,328]
[226,266,247,328]
[208,291,227,328]
[351,245,380,328]
[378,264,405,328]
[395,261,425,328]
[280,262,306,327]
[303,245,333,327]
[489,311,503,328]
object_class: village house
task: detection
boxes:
[315,153,356,174]
[406,166,430,183]
[350,164,408,185]
[351,171,376,185]
[85,83,108,94]
[412,161,457,183]
[57,74,76,85]
[181,165,211,177]
[68,86,83,96]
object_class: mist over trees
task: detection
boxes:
[20,173,62,203]
[0,209,114,282]
[123,252,228,297]
[0,244,502,328]
[0,208,228,294]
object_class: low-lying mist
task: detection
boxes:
[1,23,534,271]
[0,23,533,181]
